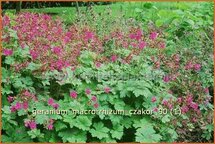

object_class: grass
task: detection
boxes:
[4,2,205,24]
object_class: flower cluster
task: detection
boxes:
[3,13,167,73]
[24,120,37,130]
[48,98,59,109]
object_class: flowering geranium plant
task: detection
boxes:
[1,6,213,143]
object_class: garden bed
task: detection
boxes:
[1,2,214,143]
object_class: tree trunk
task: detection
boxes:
[86,2,91,12]
[36,2,42,9]
[15,2,22,14]
[75,1,80,15]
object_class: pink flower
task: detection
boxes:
[149,32,158,40]
[7,96,14,103]
[55,59,64,70]
[159,42,166,49]
[64,37,70,44]
[204,88,209,93]
[65,32,72,38]
[104,87,111,93]
[47,124,53,130]
[85,31,94,41]
[111,55,118,62]
[185,62,193,70]
[204,100,209,105]
[24,120,30,127]
[64,32,72,43]
[192,117,197,123]
[163,75,170,83]
[47,118,54,130]
[206,96,211,101]
[70,91,77,99]
[30,50,38,60]
[181,106,189,113]
[49,118,54,124]
[52,103,59,109]
[174,54,180,62]
[177,97,182,103]
[41,24,48,31]
[71,66,76,71]
[122,41,129,48]
[3,49,13,56]
[190,102,198,111]
[22,102,28,110]
[162,100,168,106]
[194,64,201,71]
[15,102,22,110]
[64,61,70,68]
[52,46,61,55]
[153,107,158,112]
[85,88,91,95]
[48,98,54,106]
[130,42,137,48]
[29,121,37,129]
[135,30,143,41]
[167,103,173,110]
[24,90,31,97]
[129,30,142,41]
[95,62,101,68]
[91,96,97,102]
[151,96,156,103]
[49,118,54,123]
[186,95,193,104]
[32,95,38,101]
[171,74,178,81]
[3,15,10,26]
[10,105,16,112]
[43,14,51,20]
[138,41,146,49]
[129,33,136,40]
[93,103,99,109]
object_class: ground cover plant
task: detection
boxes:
[1,2,214,143]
